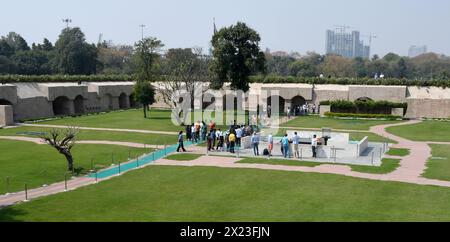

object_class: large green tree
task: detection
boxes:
[53,27,98,75]
[210,22,266,92]
[133,37,163,118]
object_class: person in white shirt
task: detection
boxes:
[311,135,318,158]
[292,132,300,158]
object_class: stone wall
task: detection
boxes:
[405,99,450,119]
[0,105,14,126]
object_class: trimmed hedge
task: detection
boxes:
[324,112,402,120]
[0,74,134,83]
[1,74,450,88]
[322,100,407,115]
[249,75,450,88]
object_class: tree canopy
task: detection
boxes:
[53,27,98,75]
[210,22,266,92]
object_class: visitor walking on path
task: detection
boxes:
[311,134,318,158]
[251,132,260,156]
[177,131,186,152]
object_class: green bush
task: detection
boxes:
[322,99,407,114]
[324,112,402,120]
[1,74,450,88]
[249,75,450,88]
[0,74,134,83]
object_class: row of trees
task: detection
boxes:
[0,29,98,75]
[265,51,450,79]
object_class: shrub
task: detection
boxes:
[322,99,408,115]
[324,112,402,120]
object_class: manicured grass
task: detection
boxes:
[237,157,400,174]
[349,159,401,174]
[165,153,202,161]
[0,140,152,195]
[0,126,177,145]
[3,165,450,221]
[237,157,320,167]
[386,121,450,142]
[33,109,181,132]
[423,144,450,181]
[349,132,397,144]
[32,109,248,132]
[386,148,410,157]
[282,115,402,131]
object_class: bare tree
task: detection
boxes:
[41,127,79,172]
[158,48,210,124]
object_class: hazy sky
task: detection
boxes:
[1,0,449,56]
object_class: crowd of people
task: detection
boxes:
[179,120,258,154]
[176,119,322,160]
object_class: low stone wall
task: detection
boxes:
[405,99,450,119]
[319,105,331,117]
[0,105,14,126]
[357,136,369,156]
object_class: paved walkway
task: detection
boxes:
[155,120,450,188]
[0,177,96,208]
[20,123,178,135]
[0,136,159,148]
[1,119,449,208]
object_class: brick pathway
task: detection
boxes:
[1,120,449,209]
[155,120,450,188]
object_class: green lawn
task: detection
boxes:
[282,115,402,131]
[32,109,181,132]
[386,148,410,157]
[237,157,400,174]
[3,165,450,221]
[31,109,248,132]
[386,121,450,142]
[423,144,450,181]
[0,126,177,145]
[0,140,152,194]
[349,159,400,174]
[237,157,320,167]
[165,153,202,161]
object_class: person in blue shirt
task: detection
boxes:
[177,131,186,152]
[251,132,260,156]
[281,134,289,158]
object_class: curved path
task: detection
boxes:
[157,120,450,187]
[0,136,159,149]
[1,120,449,208]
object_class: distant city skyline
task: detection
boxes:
[1,0,449,57]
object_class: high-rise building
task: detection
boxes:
[325,29,370,59]
[408,45,427,58]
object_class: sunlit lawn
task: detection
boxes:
[282,115,402,131]
[2,165,450,221]
[0,126,177,145]
[0,140,152,195]
[423,144,450,181]
[386,121,450,142]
